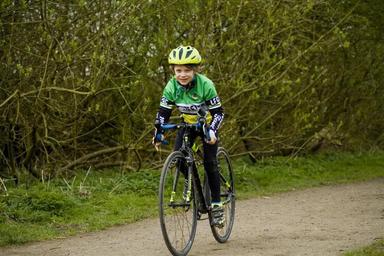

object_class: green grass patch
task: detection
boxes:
[0,170,159,246]
[234,151,384,198]
[0,151,383,247]
[344,239,384,256]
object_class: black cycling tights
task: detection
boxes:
[174,128,221,203]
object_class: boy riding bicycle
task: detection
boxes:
[153,45,225,227]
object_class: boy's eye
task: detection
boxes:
[175,67,192,73]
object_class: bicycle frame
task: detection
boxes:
[161,123,210,215]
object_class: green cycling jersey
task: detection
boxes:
[160,74,222,117]
[157,73,224,130]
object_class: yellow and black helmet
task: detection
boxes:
[168,45,202,65]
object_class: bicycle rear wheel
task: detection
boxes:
[210,147,235,243]
[159,151,197,256]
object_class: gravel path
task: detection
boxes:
[1,179,383,256]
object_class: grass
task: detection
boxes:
[235,151,384,198]
[0,151,383,247]
[0,170,160,246]
[344,239,384,256]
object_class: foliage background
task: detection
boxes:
[1,0,383,178]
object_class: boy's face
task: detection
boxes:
[173,65,195,86]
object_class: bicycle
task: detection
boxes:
[158,113,235,256]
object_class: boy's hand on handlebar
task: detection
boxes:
[205,129,217,145]
[152,140,161,151]
[152,127,164,151]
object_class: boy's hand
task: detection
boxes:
[152,132,164,151]
[205,129,217,145]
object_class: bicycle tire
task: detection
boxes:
[159,151,197,256]
[210,147,235,243]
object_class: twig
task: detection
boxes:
[61,145,138,170]
[21,87,92,97]
[0,90,19,108]
[0,177,8,196]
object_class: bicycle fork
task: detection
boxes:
[169,156,194,207]
[184,156,193,203]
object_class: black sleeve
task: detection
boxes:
[155,106,172,127]
[209,106,224,132]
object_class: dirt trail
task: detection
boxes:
[1,179,383,256]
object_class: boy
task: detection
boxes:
[153,45,225,227]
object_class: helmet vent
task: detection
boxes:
[185,50,193,58]
[178,48,184,60]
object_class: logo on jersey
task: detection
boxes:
[191,93,199,100]
[177,104,201,114]
[160,96,168,104]
[209,96,221,106]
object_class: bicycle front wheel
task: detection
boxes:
[210,147,235,243]
[159,151,197,256]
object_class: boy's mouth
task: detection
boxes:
[178,79,189,85]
